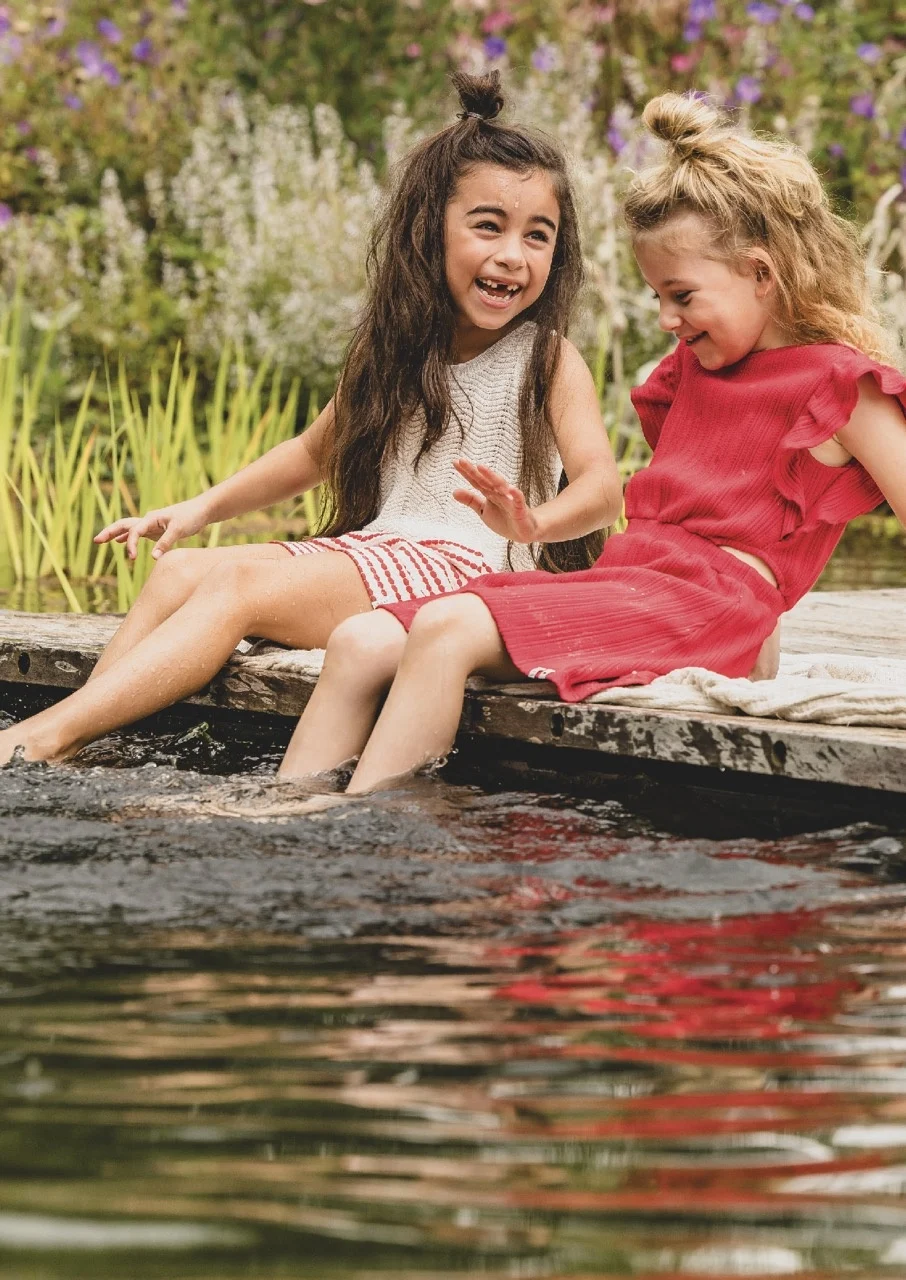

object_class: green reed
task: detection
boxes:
[0,298,317,612]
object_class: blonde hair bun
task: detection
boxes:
[624,91,895,364]
[642,92,730,162]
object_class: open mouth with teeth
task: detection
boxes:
[685,332,706,345]
[475,277,522,301]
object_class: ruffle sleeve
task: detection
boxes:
[772,349,906,539]
[630,344,683,450]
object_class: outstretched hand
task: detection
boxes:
[93,495,211,561]
[453,458,541,543]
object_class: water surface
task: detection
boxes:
[2,735,906,1278]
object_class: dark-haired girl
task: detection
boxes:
[0,73,620,766]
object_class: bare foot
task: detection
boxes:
[0,726,73,767]
[117,779,361,823]
[0,728,31,767]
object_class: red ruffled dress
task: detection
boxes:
[384,343,906,703]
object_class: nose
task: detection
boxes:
[658,301,682,333]
[493,231,526,272]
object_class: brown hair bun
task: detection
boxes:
[451,70,504,123]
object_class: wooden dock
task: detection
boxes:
[2,591,906,794]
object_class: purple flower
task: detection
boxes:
[16,120,31,136]
[688,0,716,21]
[0,14,9,37]
[857,42,882,64]
[849,93,875,119]
[793,3,814,18]
[828,142,844,157]
[683,20,702,41]
[0,33,22,63]
[607,113,627,155]
[0,202,12,227]
[735,75,762,103]
[64,92,82,110]
[899,125,906,149]
[97,19,122,43]
[746,2,778,22]
[25,147,39,164]
[171,0,188,14]
[101,60,121,86]
[132,37,153,62]
[531,44,557,72]
[607,126,626,155]
[76,40,104,75]
[483,35,507,59]
[45,17,65,37]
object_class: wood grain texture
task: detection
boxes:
[2,591,906,792]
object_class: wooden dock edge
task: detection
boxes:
[2,604,906,794]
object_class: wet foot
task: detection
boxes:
[118,778,360,823]
[0,729,29,767]
[0,726,73,767]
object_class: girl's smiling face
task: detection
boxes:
[444,163,559,360]
[635,213,787,370]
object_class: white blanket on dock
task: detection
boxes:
[240,644,906,729]
[587,653,906,728]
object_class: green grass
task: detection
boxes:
[0,297,321,612]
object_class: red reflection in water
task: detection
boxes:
[493,913,858,1041]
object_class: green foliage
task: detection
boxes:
[0,1,904,613]
[0,296,313,611]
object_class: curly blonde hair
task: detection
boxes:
[623,93,895,364]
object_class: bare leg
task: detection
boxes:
[279,612,408,777]
[748,620,781,681]
[0,552,371,765]
[91,544,290,679]
[341,595,519,794]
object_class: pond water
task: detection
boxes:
[2,704,906,1279]
[1,515,906,1276]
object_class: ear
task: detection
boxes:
[748,251,776,299]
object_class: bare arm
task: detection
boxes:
[835,374,906,524]
[747,376,906,683]
[96,399,334,558]
[200,399,331,522]
[453,340,623,543]
[532,338,624,541]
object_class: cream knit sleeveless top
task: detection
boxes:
[363,322,561,572]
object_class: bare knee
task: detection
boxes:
[145,547,209,596]
[190,559,267,613]
[323,612,406,688]
[405,597,487,670]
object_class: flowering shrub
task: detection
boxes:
[0,0,903,410]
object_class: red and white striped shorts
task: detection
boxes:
[274,531,495,607]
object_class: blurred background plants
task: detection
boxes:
[0,0,904,605]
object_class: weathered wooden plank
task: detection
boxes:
[782,588,906,658]
[0,611,317,717]
[2,597,906,792]
[463,694,906,793]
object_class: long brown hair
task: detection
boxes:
[320,70,602,571]
[624,93,895,363]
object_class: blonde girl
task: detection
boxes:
[278,91,906,794]
[0,72,621,767]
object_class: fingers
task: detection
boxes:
[452,487,484,514]
[454,458,508,497]
[150,527,181,560]
[125,515,163,561]
[454,459,522,506]
[93,517,136,545]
